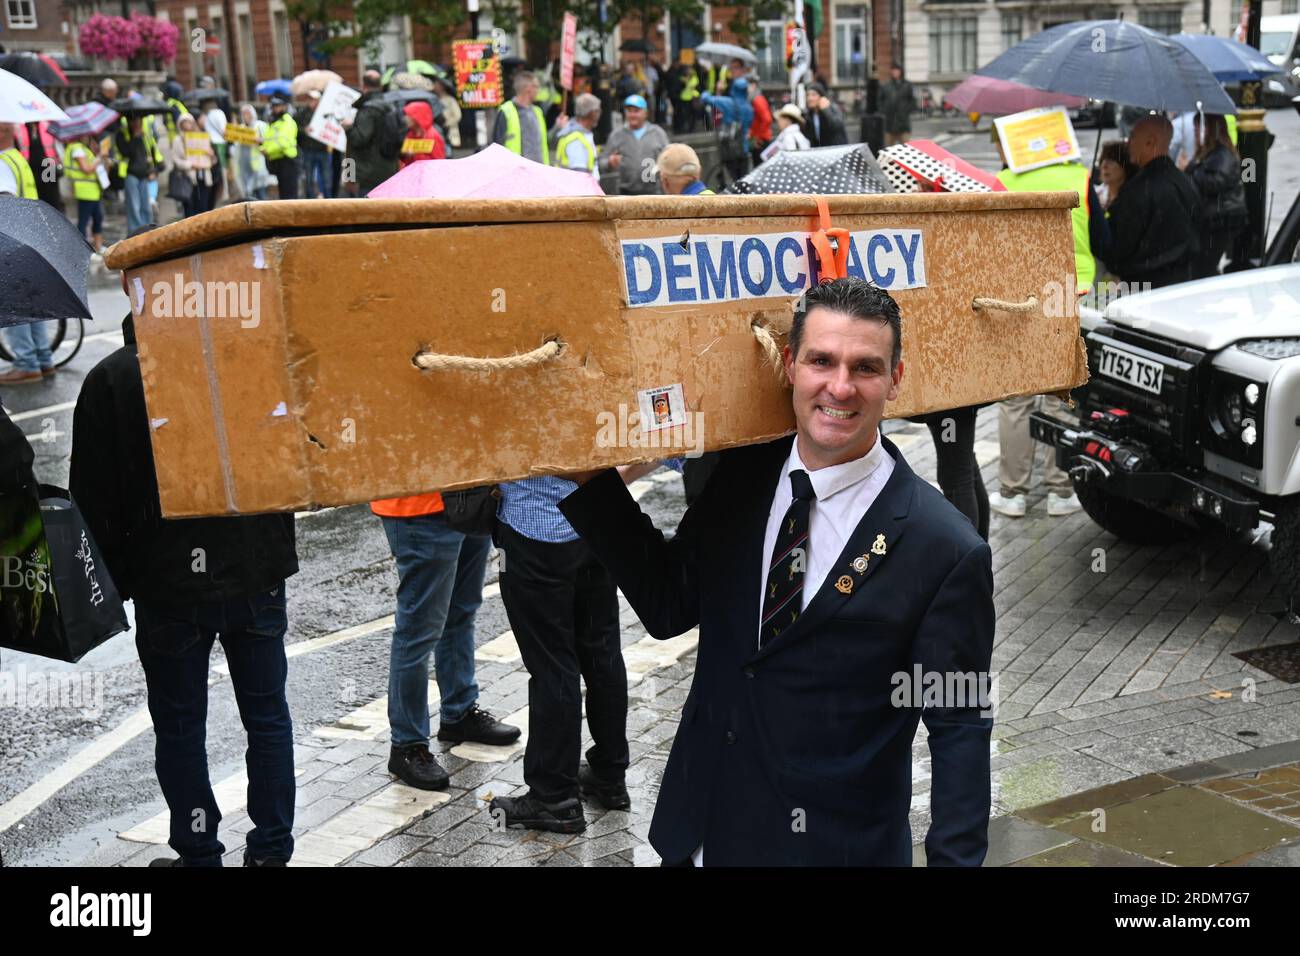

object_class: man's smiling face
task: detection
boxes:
[783,306,902,470]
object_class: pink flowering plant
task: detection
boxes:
[79,14,143,63]
[132,14,179,63]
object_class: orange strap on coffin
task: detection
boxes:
[808,197,850,281]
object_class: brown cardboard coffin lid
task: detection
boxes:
[104,191,1080,270]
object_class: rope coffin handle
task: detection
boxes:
[971,295,1040,314]
[751,319,792,385]
[413,338,565,372]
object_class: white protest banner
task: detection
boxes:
[306,81,361,151]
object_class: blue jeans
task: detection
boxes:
[380,513,491,746]
[124,174,151,233]
[135,585,295,866]
[4,321,52,372]
[304,151,332,198]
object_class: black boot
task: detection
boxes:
[437,704,521,746]
[488,793,586,834]
[578,764,631,811]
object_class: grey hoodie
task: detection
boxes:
[598,122,671,195]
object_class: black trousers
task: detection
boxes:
[497,522,629,803]
[920,406,990,541]
[267,156,299,199]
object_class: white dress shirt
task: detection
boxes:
[692,432,895,866]
[756,432,894,642]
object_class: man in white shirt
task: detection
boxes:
[560,277,995,866]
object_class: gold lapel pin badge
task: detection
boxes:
[872,533,887,556]
[835,575,853,594]
[852,554,869,573]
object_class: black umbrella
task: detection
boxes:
[184,87,231,103]
[383,88,444,117]
[619,39,656,54]
[108,96,172,117]
[728,144,895,195]
[0,52,68,88]
[0,195,92,327]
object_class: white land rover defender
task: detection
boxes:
[1029,264,1300,598]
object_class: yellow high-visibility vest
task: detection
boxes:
[0,146,37,199]
[65,142,101,201]
[1226,113,1238,146]
[997,161,1095,293]
[555,128,596,172]
[499,100,549,164]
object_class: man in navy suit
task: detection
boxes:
[559,277,994,866]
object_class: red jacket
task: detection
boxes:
[750,93,772,147]
[399,102,447,169]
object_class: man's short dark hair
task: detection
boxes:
[362,69,383,90]
[790,278,902,368]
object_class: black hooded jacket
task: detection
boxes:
[69,314,297,606]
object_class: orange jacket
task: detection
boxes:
[370,492,444,517]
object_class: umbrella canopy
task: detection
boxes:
[48,101,120,142]
[944,75,1087,114]
[977,19,1236,113]
[0,68,69,124]
[619,39,656,54]
[694,42,758,66]
[1171,33,1281,83]
[0,52,68,88]
[291,70,343,97]
[108,96,171,117]
[728,144,894,195]
[0,195,92,327]
[255,78,293,97]
[383,88,443,116]
[381,60,447,86]
[390,71,435,91]
[368,142,603,199]
[184,86,230,103]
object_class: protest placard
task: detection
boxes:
[305,82,361,151]
[454,39,503,108]
[994,106,1080,174]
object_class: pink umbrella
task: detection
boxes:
[944,75,1087,114]
[368,143,603,199]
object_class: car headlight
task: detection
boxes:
[1244,383,1260,405]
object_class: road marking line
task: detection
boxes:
[475,629,520,663]
[6,400,76,423]
[213,614,396,677]
[0,706,154,834]
[118,767,307,844]
[313,682,435,740]
[289,784,451,867]
[624,630,699,684]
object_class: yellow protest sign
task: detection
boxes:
[184,131,211,159]
[994,106,1080,174]
[401,138,435,154]
[224,123,260,146]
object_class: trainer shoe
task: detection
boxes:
[488,793,586,834]
[0,368,42,386]
[437,703,521,746]
[387,742,450,791]
[989,491,1027,518]
[578,764,631,811]
[1047,491,1083,516]
[148,856,184,867]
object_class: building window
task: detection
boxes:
[238,12,257,100]
[929,17,978,76]
[1284,0,1299,13]
[834,4,868,85]
[1138,9,1183,35]
[273,10,294,78]
[187,17,203,86]
[755,20,786,84]
[6,0,36,29]
[1001,13,1023,51]
[210,14,231,86]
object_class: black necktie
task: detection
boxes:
[761,469,815,646]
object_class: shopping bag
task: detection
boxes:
[0,484,128,662]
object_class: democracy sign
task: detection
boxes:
[621,230,927,308]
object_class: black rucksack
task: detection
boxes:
[376,103,406,160]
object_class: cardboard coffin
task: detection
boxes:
[104,193,1088,517]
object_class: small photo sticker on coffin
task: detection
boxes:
[638,383,688,432]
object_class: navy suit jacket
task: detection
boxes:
[559,434,994,866]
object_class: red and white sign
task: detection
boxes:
[560,12,578,90]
